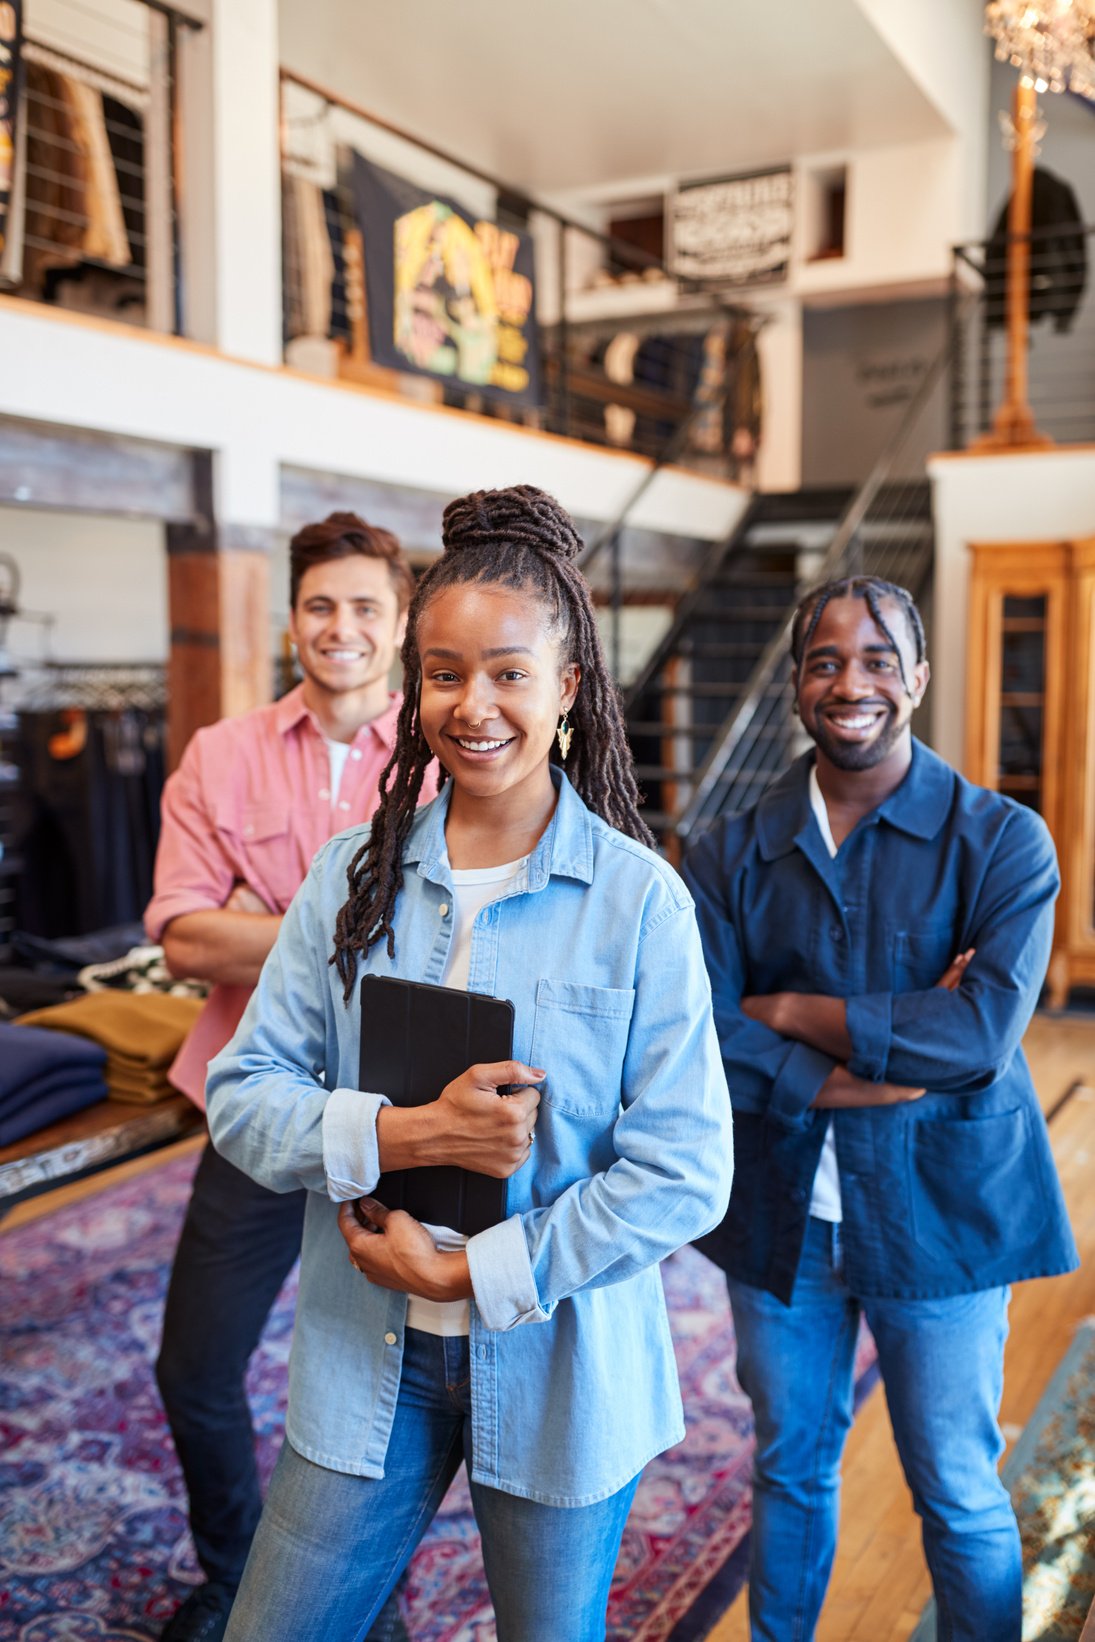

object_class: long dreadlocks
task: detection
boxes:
[332,484,655,998]
[790,575,926,695]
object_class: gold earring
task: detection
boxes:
[556,712,574,760]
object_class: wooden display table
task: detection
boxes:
[0,1095,205,1220]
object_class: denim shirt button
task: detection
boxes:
[478,1345,488,1361]
[384,1332,397,1345]
[438,902,449,918]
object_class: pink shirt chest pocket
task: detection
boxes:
[214,798,308,915]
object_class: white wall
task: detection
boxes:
[0,505,167,668]
[176,0,282,364]
[794,138,964,299]
[928,448,1095,767]
[0,300,749,545]
[855,0,989,239]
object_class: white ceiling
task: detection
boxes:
[278,0,956,198]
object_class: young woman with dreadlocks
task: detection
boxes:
[207,484,733,1642]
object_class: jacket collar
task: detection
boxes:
[755,738,955,861]
[404,765,595,889]
[274,684,400,749]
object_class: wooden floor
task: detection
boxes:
[4,1015,1094,1642]
[709,1011,1095,1642]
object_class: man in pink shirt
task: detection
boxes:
[146,513,432,1642]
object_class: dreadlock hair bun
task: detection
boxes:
[441,485,585,562]
[330,482,656,996]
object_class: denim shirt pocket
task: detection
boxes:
[529,978,636,1119]
[906,1107,1050,1265]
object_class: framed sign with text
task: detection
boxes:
[671,166,793,287]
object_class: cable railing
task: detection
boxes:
[278,67,762,479]
[950,222,1095,448]
[2,0,194,334]
[671,328,955,844]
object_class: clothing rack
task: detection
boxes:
[17,662,167,711]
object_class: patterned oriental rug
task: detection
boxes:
[0,1152,878,1642]
[909,1317,1095,1642]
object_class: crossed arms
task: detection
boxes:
[681,802,1059,1130]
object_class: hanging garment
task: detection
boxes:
[984,166,1087,333]
[323,186,351,342]
[282,172,335,341]
[0,82,28,284]
[14,707,165,938]
[689,324,729,455]
[102,95,145,272]
[22,61,89,293]
[602,330,640,447]
[61,77,130,267]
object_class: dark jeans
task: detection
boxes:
[156,1140,307,1588]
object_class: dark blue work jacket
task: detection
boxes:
[682,740,1078,1305]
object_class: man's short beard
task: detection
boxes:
[810,706,905,770]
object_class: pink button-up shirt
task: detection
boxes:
[145,685,436,1107]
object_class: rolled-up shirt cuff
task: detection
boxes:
[767,1040,839,1129]
[845,992,893,1083]
[466,1213,553,1331]
[322,1086,391,1201]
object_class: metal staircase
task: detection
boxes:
[623,343,949,858]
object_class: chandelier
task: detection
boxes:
[985,0,1095,100]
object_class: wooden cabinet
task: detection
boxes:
[966,538,1095,1007]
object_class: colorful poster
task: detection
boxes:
[351,151,541,405]
[0,0,22,261]
[671,166,793,287]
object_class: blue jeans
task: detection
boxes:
[729,1217,1020,1642]
[223,1328,640,1642]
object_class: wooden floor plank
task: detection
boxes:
[707,1014,1095,1642]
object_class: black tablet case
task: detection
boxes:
[359,973,516,1237]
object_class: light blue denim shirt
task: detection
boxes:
[207,770,733,1506]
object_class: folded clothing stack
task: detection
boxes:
[17,992,204,1105]
[0,1022,108,1146]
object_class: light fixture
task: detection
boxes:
[985,0,1095,101]
[972,1,1095,449]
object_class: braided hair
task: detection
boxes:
[790,576,926,695]
[332,484,654,997]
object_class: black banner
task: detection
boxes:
[351,151,541,406]
[0,0,22,262]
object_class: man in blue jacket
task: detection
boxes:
[683,574,1077,1642]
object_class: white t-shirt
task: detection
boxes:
[325,738,352,810]
[807,766,843,1224]
[404,853,529,1337]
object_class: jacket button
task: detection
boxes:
[830,925,844,942]
[384,1332,397,1345]
[790,1187,807,1204]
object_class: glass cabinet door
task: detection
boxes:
[997,594,1047,815]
